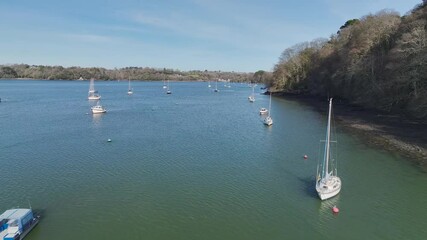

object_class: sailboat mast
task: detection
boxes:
[268,92,272,117]
[323,98,333,178]
[89,78,95,92]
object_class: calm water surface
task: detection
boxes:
[0,80,426,240]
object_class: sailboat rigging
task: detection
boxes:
[88,78,101,100]
[248,84,255,102]
[214,80,219,92]
[263,92,273,126]
[166,80,172,94]
[127,79,133,95]
[316,98,342,200]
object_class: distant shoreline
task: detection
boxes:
[275,93,427,172]
[0,78,220,82]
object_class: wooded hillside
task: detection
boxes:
[269,2,427,121]
[0,64,256,83]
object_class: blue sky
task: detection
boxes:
[0,0,421,72]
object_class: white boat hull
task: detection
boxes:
[91,105,106,114]
[316,176,341,200]
[19,215,40,239]
[92,109,106,114]
[263,116,273,126]
[259,108,268,115]
[88,96,101,100]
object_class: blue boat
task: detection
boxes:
[0,209,40,240]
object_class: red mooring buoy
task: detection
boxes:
[303,155,308,159]
[332,206,339,214]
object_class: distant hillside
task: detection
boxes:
[0,64,263,83]
[268,2,427,122]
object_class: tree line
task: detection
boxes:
[0,64,267,83]
[269,2,427,122]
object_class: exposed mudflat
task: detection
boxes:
[278,93,427,172]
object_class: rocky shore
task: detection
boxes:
[277,93,427,172]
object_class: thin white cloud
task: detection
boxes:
[130,10,234,41]
[126,7,320,54]
[64,33,114,43]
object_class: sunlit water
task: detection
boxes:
[0,80,426,240]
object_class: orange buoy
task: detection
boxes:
[332,206,339,214]
[303,155,308,159]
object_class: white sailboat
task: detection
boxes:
[127,79,133,95]
[91,101,106,114]
[224,79,231,88]
[163,79,167,89]
[259,108,268,115]
[316,98,341,200]
[248,84,255,102]
[214,80,219,92]
[88,78,101,100]
[166,80,172,94]
[263,92,273,126]
[208,80,211,88]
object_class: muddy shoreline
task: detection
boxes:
[275,93,427,172]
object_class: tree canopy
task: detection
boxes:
[0,64,258,83]
[269,2,427,122]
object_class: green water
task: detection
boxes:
[0,80,426,239]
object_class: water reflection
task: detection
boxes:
[297,176,317,198]
[318,195,340,214]
[92,113,104,126]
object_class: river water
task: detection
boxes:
[0,80,426,240]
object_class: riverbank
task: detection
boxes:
[276,93,427,172]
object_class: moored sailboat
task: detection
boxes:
[263,92,273,126]
[127,79,133,95]
[166,80,172,94]
[91,101,106,114]
[248,84,255,102]
[259,108,268,115]
[214,80,219,92]
[316,98,342,200]
[88,78,101,100]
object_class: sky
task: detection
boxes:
[0,0,422,72]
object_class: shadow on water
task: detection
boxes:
[297,176,318,199]
[32,208,46,219]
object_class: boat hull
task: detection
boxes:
[88,96,101,100]
[263,116,273,126]
[19,216,40,240]
[0,209,40,240]
[259,109,268,115]
[92,109,106,114]
[316,176,341,200]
